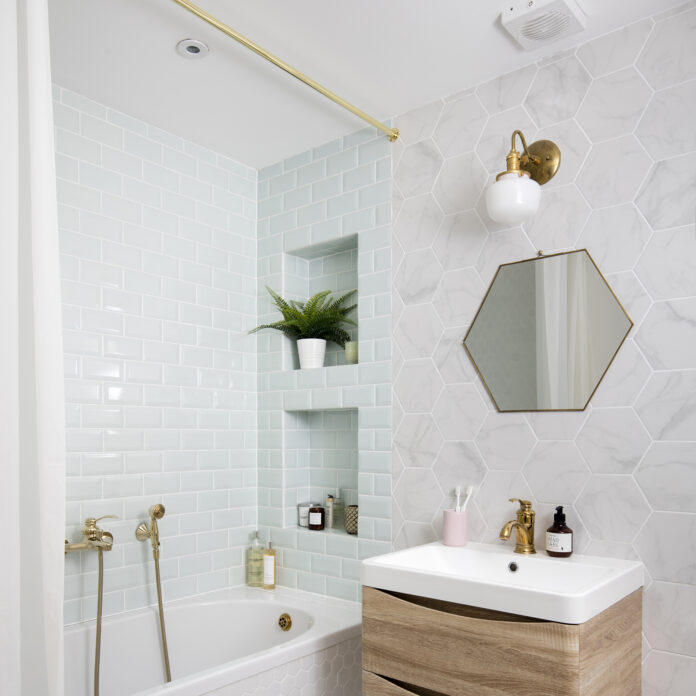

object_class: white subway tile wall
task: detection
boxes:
[55,86,258,624]
[390,8,696,693]
[257,129,393,602]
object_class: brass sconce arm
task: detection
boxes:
[512,129,542,167]
[496,129,561,185]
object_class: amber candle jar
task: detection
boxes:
[308,505,325,530]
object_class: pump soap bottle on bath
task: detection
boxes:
[246,530,263,587]
[263,541,276,589]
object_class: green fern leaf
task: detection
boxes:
[250,287,358,347]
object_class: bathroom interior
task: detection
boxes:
[4,0,696,694]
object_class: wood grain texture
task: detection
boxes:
[578,590,642,696]
[362,586,642,696]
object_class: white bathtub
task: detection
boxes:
[64,586,362,696]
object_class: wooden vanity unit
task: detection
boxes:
[362,586,642,696]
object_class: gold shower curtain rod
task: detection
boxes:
[169,0,399,141]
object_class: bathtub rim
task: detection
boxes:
[65,584,361,696]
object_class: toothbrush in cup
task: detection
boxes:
[444,485,471,546]
[460,485,473,513]
[454,485,473,513]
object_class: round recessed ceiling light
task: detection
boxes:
[176,39,209,59]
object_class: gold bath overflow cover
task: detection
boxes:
[278,613,292,631]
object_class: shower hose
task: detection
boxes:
[93,546,171,695]
[94,548,104,696]
[153,546,172,683]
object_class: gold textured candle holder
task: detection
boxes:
[345,505,358,535]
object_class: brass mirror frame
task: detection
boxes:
[462,249,633,413]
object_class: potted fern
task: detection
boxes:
[250,287,357,369]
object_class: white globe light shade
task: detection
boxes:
[485,172,541,225]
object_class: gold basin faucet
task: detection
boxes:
[499,498,536,554]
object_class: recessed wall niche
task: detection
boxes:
[283,407,358,532]
[284,235,358,368]
[256,131,392,600]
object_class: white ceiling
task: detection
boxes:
[48,0,679,169]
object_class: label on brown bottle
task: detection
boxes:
[546,532,572,553]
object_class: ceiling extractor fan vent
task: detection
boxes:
[501,0,586,50]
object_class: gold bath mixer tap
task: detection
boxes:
[65,515,117,553]
[499,498,536,555]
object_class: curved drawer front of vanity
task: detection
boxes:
[361,586,641,696]
[363,670,449,696]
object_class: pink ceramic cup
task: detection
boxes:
[443,509,468,546]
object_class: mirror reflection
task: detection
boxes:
[463,250,632,412]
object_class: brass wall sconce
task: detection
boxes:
[485,130,561,226]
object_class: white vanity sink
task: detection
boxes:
[361,541,643,624]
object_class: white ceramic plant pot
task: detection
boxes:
[297,338,326,369]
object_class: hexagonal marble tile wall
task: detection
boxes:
[390,6,696,692]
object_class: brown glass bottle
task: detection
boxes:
[546,506,573,557]
[308,505,325,530]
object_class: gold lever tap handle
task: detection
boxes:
[82,514,118,541]
[84,514,118,528]
[509,498,533,510]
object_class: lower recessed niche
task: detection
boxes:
[284,407,358,531]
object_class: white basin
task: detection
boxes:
[361,542,643,624]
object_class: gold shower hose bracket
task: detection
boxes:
[168,0,398,141]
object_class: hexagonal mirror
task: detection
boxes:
[463,250,632,411]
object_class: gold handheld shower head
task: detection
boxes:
[149,504,165,520]
[136,503,165,552]
[137,502,172,682]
